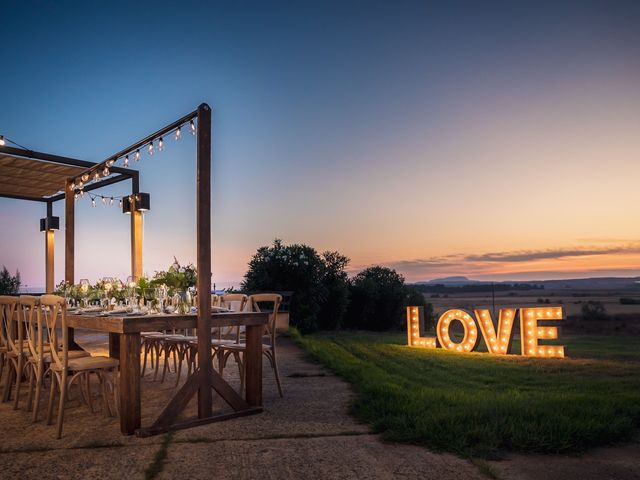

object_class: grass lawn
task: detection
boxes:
[291,330,640,458]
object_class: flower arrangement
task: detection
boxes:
[151,257,197,295]
[51,258,198,310]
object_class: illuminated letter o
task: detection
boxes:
[436,309,479,353]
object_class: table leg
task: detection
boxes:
[244,324,262,407]
[68,327,80,350]
[119,332,141,435]
[108,333,120,358]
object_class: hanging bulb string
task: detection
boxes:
[69,119,196,193]
[76,191,140,208]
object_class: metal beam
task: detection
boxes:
[0,192,47,202]
[69,109,198,181]
[47,173,133,202]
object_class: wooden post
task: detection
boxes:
[45,230,54,293]
[245,324,263,406]
[130,208,142,280]
[64,180,76,347]
[64,180,74,286]
[119,332,141,434]
[44,202,55,293]
[196,103,212,418]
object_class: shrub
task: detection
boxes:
[317,251,350,330]
[345,266,406,331]
[405,286,435,330]
[242,239,350,333]
[581,301,608,321]
[0,266,20,295]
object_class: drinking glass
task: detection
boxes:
[79,279,90,308]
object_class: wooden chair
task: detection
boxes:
[20,295,89,422]
[220,293,284,397]
[0,296,10,383]
[186,293,248,378]
[0,295,22,406]
[40,295,119,438]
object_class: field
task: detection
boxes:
[292,330,640,459]
[426,289,640,317]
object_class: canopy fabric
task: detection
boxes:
[0,154,85,200]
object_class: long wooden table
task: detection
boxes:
[66,311,268,435]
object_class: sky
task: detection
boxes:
[1,0,640,288]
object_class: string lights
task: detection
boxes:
[80,192,130,208]
[67,117,197,206]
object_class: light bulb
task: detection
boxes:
[106,159,115,167]
[135,149,141,161]
[102,197,107,204]
[77,181,84,189]
[190,120,196,135]
[119,199,123,208]
[81,173,89,182]
[0,135,5,146]
[110,197,114,205]
[74,193,79,200]
[123,155,129,167]
[102,167,110,176]
[148,142,154,156]
[94,171,100,181]
[70,182,76,191]
[158,137,164,151]
[80,190,85,197]
[91,198,96,207]
[175,127,181,140]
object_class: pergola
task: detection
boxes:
[0,145,142,292]
[0,104,256,434]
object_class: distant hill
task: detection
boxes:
[411,276,640,291]
[417,276,482,286]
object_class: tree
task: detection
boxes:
[345,266,406,331]
[582,301,608,321]
[0,266,21,295]
[242,239,351,333]
[317,251,350,330]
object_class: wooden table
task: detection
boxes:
[66,311,268,435]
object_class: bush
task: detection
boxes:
[317,251,350,330]
[345,266,406,331]
[241,239,350,333]
[405,286,435,330]
[0,266,20,295]
[581,301,608,321]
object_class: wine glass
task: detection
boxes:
[79,279,90,308]
[156,286,167,313]
[126,276,137,312]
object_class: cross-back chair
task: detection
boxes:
[220,293,284,397]
[20,295,90,422]
[40,294,119,438]
[1,295,22,406]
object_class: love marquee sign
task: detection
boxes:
[407,306,565,358]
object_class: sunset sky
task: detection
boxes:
[1,1,640,288]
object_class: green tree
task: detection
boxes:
[0,266,21,295]
[317,251,350,330]
[242,239,350,333]
[345,266,407,330]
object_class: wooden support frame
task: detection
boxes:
[45,202,55,293]
[1,103,265,436]
[130,209,143,280]
[196,103,213,418]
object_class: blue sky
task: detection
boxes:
[2,0,640,288]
